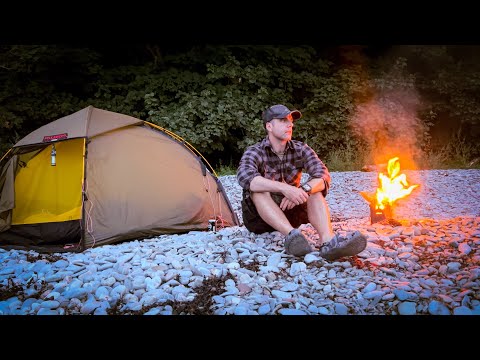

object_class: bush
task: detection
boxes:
[215,162,237,176]
[420,130,476,169]
[325,140,371,171]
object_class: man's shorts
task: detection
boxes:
[241,192,309,234]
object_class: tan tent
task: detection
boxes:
[0,106,239,252]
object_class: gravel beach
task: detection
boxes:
[1,169,479,315]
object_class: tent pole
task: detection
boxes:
[0,148,12,167]
[145,121,219,177]
[80,138,88,251]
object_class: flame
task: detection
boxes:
[375,157,419,210]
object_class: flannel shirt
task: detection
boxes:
[237,136,331,199]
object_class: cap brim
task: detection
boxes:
[290,110,302,120]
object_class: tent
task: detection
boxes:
[0,106,239,252]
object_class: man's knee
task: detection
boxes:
[250,191,270,200]
[309,192,325,199]
[307,191,327,205]
[242,194,275,234]
[250,191,274,205]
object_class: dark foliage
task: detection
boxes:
[1,45,479,167]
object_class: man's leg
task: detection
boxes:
[247,192,314,256]
[307,192,367,261]
[307,192,335,244]
[250,192,294,235]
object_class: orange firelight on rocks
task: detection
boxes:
[361,157,419,223]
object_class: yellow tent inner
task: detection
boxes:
[12,138,85,225]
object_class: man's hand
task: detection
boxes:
[281,184,309,206]
[279,197,298,211]
[249,177,310,207]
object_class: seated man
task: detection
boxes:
[236,104,367,260]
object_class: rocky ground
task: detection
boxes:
[1,169,479,315]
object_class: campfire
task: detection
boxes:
[360,157,419,224]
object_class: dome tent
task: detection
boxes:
[0,106,239,252]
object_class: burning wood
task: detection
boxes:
[361,191,393,223]
[360,157,419,224]
[361,163,387,172]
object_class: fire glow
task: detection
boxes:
[361,157,419,223]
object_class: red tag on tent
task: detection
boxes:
[43,133,68,142]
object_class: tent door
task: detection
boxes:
[12,138,85,225]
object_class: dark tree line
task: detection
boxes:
[1,45,479,168]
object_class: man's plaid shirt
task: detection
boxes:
[237,136,331,199]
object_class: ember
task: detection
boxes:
[361,157,419,224]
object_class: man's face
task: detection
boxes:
[268,115,294,141]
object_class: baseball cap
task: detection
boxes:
[262,104,302,126]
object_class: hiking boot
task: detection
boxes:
[318,230,367,261]
[284,228,313,257]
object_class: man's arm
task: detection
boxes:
[236,147,263,191]
[237,145,308,205]
[250,176,309,205]
[249,176,287,193]
[279,177,325,210]
[302,144,331,197]
[301,177,326,195]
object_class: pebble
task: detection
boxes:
[0,170,479,315]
